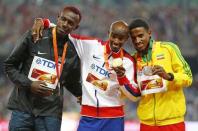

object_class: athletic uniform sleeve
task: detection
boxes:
[43,19,89,59]
[4,31,32,88]
[168,43,193,88]
[68,34,85,59]
[117,56,141,101]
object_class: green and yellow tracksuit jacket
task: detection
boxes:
[133,40,193,126]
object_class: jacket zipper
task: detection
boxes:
[153,94,157,125]
[96,50,111,117]
[95,90,99,117]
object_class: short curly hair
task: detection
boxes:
[129,18,149,31]
[62,6,82,22]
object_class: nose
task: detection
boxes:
[62,20,68,27]
[113,38,120,44]
[134,37,141,43]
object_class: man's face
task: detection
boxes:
[56,10,80,36]
[109,27,129,53]
[130,27,151,52]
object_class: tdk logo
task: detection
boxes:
[91,64,111,78]
[36,58,56,69]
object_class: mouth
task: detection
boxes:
[136,43,144,49]
[112,43,120,49]
[111,44,121,52]
[57,27,69,35]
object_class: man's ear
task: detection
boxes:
[108,30,110,37]
[148,29,152,37]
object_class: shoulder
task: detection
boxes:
[155,41,181,53]
[70,34,102,41]
[158,41,179,49]
[22,30,32,39]
[18,30,33,44]
[123,50,135,63]
[69,34,106,45]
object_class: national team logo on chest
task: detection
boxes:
[156,53,165,60]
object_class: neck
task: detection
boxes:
[141,38,153,54]
[141,47,148,55]
[57,34,68,43]
[140,41,150,55]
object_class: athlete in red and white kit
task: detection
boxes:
[70,21,141,131]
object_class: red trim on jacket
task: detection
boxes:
[43,18,50,28]
[81,105,124,118]
[117,75,140,95]
[70,34,103,42]
[123,51,137,83]
[117,76,129,85]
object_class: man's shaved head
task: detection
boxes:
[110,20,129,36]
[108,20,129,52]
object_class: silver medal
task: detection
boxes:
[143,66,153,76]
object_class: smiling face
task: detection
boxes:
[130,27,151,53]
[56,9,80,37]
[108,21,129,53]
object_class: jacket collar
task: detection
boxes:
[139,38,154,62]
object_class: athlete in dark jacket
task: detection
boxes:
[4,6,82,131]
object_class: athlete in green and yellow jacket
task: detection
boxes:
[129,19,192,131]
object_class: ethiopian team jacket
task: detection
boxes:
[133,41,193,125]
[69,34,140,118]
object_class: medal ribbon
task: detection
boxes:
[103,45,123,70]
[136,40,155,70]
[52,27,68,80]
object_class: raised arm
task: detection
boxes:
[113,59,141,101]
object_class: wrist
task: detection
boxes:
[117,74,125,78]
[167,73,174,81]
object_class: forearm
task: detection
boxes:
[5,64,32,87]
[171,72,193,88]
[62,68,82,97]
[64,82,82,97]
[117,76,141,101]
[168,43,193,88]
